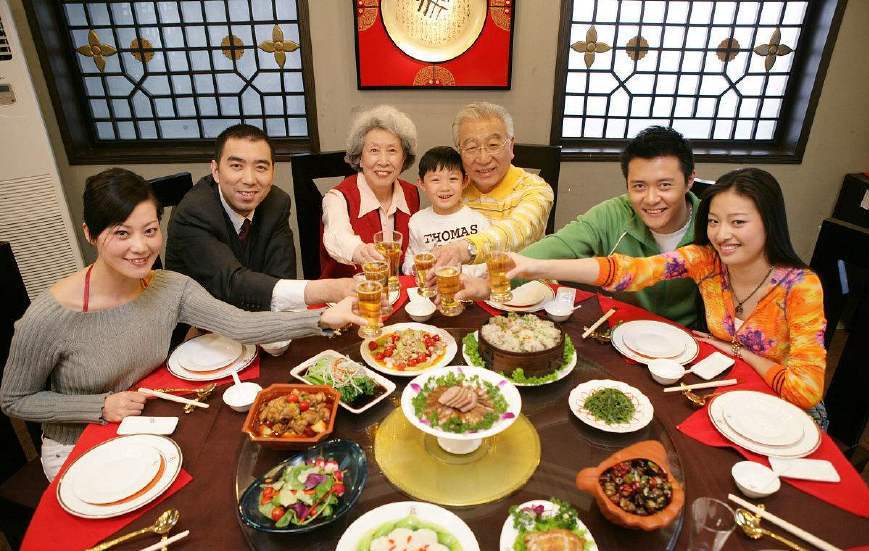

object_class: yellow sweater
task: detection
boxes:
[463,165,554,263]
[595,245,827,409]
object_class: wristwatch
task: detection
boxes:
[465,239,478,262]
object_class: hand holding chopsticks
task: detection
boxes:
[138,388,209,409]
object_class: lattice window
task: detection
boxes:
[0,13,12,61]
[26,1,317,162]
[551,0,845,162]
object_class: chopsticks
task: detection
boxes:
[137,530,190,551]
[663,379,738,393]
[582,308,616,339]
[727,494,843,551]
[138,388,209,409]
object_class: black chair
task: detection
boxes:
[691,177,715,198]
[147,172,194,270]
[0,242,48,548]
[290,151,356,280]
[810,218,869,454]
[513,144,561,235]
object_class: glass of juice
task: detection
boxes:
[413,251,436,298]
[435,262,464,317]
[487,243,514,303]
[373,230,403,294]
[362,260,390,316]
[355,278,384,338]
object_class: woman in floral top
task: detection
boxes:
[460,168,827,423]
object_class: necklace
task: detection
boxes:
[731,266,774,316]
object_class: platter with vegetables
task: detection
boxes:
[336,501,479,551]
[499,499,598,551]
[238,439,367,534]
[291,351,396,414]
[360,323,457,377]
[568,380,653,433]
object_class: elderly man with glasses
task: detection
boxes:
[431,102,554,268]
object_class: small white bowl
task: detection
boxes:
[647,358,686,385]
[405,299,436,322]
[543,301,573,322]
[731,460,781,498]
[223,382,262,413]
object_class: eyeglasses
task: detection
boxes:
[459,136,511,158]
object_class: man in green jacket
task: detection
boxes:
[522,126,702,327]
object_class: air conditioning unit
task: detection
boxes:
[0,0,83,300]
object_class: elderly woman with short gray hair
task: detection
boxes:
[319,105,420,278]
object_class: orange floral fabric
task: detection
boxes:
[594,244,826,409]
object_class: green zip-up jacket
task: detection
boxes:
[521,193,702,327]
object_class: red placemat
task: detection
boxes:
[475,285,594,317]
[21,423,193,551]
[135,355,261,392]
[678,384,869,518]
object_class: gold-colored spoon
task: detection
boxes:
[184,382,217,413]
[734,508,808,551]
[86,509,180,551]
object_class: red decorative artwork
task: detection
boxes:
[354,0,515,89]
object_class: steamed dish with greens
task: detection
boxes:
[356,514,462,551]
[302,356,385,409]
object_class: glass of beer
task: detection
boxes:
[373,230,402,294]
[355,278,384,338]
[413,251,436,298]
[487,244,514,303]
[436,262,463,316]
[362,260,390,316]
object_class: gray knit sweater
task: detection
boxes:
[1,270,327,444]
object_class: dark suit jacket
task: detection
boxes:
[165,175,296,311]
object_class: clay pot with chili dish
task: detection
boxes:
[575,440,684,531]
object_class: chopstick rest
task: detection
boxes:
[582,308,616,339]
[138,388,209,409]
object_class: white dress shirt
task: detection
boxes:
[321,173,412,265]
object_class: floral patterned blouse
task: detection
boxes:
[594,244,826,409]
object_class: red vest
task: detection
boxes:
[319,174,419,279]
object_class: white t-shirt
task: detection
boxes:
[650,207,693,253]
[402,206,490,276]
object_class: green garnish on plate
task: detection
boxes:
[508,498,594,551]
[462,332,574,385]
[582,387,635,424]
[411,371,508,433]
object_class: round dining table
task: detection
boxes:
[99,294,867,551]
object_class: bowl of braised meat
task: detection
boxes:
[575,440,684,531]
[242,384,340,449]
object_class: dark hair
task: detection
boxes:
[214,124,274,163]
[418,146,464,179]
[620,126,694,183]
[694,168,807,268]
[83,168,163,239]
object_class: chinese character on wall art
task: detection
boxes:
[354,0,515,89]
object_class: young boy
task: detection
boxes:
[402,146,489,276]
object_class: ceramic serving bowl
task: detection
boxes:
[543,300,573,322]
[646,359,686,385]
[575,440,685,531]
[405,299,436,322]
[242,384,340,450]
[223,382,262,413]
[731,461,781,498]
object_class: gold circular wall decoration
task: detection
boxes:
[380,0,487,63]
[130,38,154,63]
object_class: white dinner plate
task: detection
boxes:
[71,442,162,505]
[290,350,396,414]
[623,330,685,359]
[174,333,243,372]
[485,281,555,313]
[57,435,182,519]
[401,366,522,442]
[612,320,699,365]
[499,500,599,551]
[568,379,654,433]
[708,391,821,458]
[462,331,576,387]
[724,403,805,447]
[359,322,457,377]
[336,501,480,551]
[167,343,257,382]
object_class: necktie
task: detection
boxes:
[238,218,251,242]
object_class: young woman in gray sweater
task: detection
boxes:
[0,168,365,480]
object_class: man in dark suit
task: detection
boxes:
[166,125,353,351]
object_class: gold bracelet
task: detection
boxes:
[730,340,742,359]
